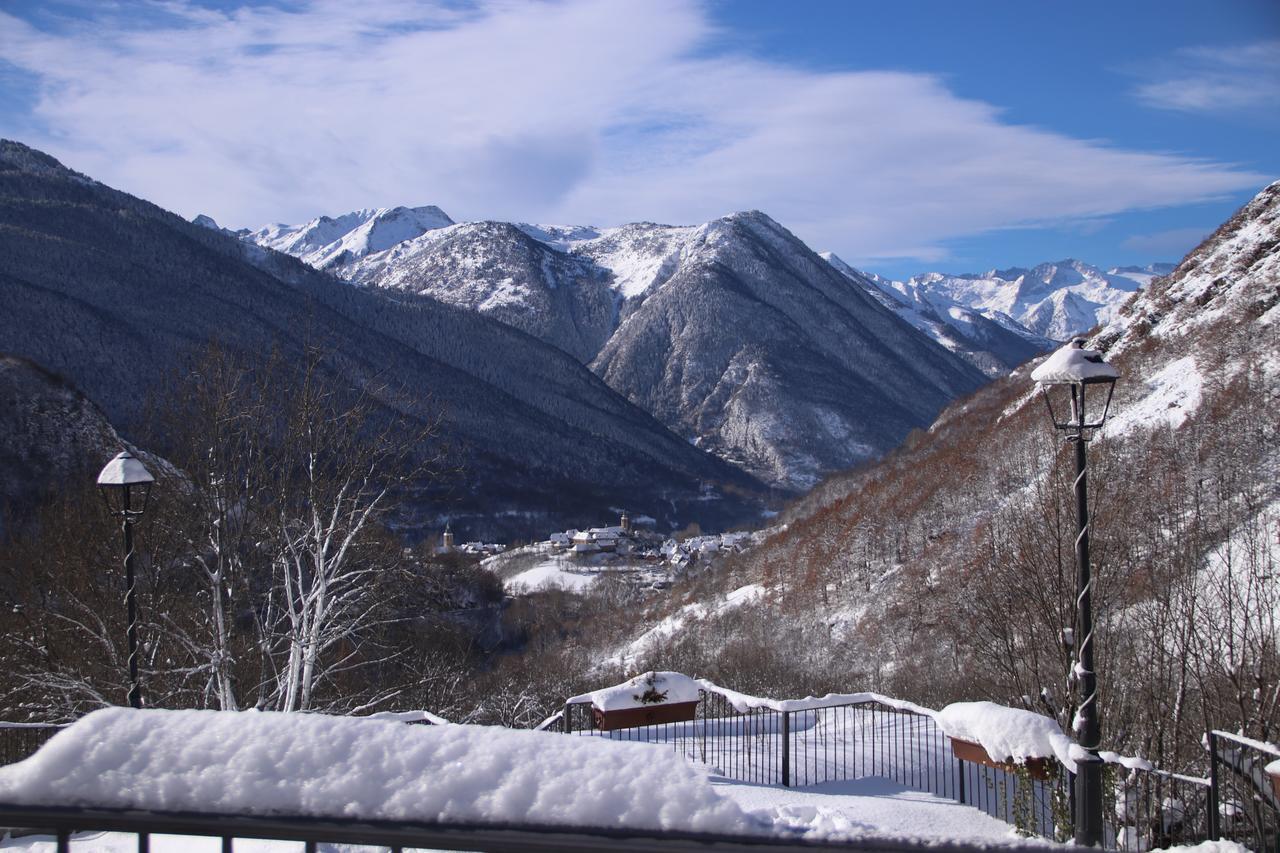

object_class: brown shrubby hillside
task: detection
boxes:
[617,181,1280,775]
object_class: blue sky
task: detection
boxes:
[0,0,1276,279]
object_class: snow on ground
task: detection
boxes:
[712,776,1032,845]
[601,583,766,669]
[504,555,599,592]
[1102,355,1203,438]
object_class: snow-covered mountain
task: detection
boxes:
[587,212,985,489]
[822,253,1053,377]
[245,208,986,489]
[903,260,1171,341]
[0,140,769,540]
[247,205,454,270]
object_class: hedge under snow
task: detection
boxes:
[0,708,755,834]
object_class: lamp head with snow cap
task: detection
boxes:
[97,450,155,517]
[1030,339,1119,439]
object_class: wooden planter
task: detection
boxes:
[593,701,699,731]
[1268,768,1280,799]
[951,737,1053,781]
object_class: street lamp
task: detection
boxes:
[1031,338,1119,848]
[97,450,155,710]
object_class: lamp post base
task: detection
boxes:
[1074,750,1105,847]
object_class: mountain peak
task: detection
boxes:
[0,139,90,182]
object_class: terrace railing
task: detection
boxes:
[561,680,1218,850]
[0,723,64,765]
[1206,730,1280,851]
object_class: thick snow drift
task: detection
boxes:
[569,671,703,712]
[936,702,1078,771]
[0,708,752,834]
[1030,341,1119,385]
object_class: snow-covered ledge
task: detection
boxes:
[567,671,702,712]
[0,707,754,834]
[936,702,1079,773]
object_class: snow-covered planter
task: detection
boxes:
[948,736,1054,780]
[569,671,701,731]
[1267,758,1280,798]
[938,702,1076,780]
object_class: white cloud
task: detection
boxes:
[1133,40,1280,113]
[0,0,1266,264]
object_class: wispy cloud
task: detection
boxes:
[1133,40,1280,113]
[0,0,1266,264]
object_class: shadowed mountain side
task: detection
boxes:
[0,140,768,539]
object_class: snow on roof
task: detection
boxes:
[1030,341,1119,385]
[936,702,1079,771]
[568,671,703,712]
[96,450,154,486]
[0,708,753,834]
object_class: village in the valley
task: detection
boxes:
[436,512,766,594]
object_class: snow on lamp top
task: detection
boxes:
[1030,339,1119,386]
[96,450,154,486]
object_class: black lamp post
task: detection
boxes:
[97,450,155,710]
[1031,338,1118,848]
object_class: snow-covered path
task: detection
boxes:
[713,776,1034,844]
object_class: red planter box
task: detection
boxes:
[593,701,699,731]
[951,737,1053,780]
[1268,770,1280,799]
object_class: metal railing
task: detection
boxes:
[0,723,64,765]
[0,802,1053,853]
[1207,730,1280,851]
[563,690,1062,838]
[562,686,1226,849]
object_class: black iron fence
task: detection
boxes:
[562,686,1222,850]
[0,802,1055,853]
[1207,730,1280,851]
[0,723,64,765]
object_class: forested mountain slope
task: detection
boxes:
[248,208,988,490]
[612,180,1279,775]
[0,354,128,531]
[589,212,988,489]
[0,141,766,539]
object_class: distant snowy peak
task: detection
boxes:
[515,223,602,251]
[902,258,1167,341]
[247,205,454,271]
[572,222,697,300]
[822,253,1051,377]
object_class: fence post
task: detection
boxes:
[1206,731,1220,841]
[958,758,966,805]
[781,711,791,788]
[562,704,572,735]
